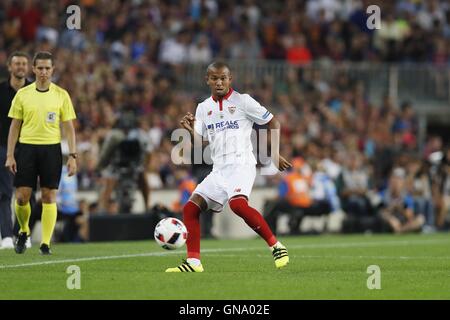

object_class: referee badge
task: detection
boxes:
[46,111,56,123]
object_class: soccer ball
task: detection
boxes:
[154,217,188,250]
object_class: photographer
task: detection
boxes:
[97,111,146,214]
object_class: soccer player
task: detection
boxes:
[5,51,78,255]
[0,52,31,249]
[166,61,292,272]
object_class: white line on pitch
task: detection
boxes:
[0,238,449,269]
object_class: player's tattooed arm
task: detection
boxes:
[267,117,292,171]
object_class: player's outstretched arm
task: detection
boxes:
[267,117,292,171]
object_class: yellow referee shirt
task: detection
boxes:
[8,82,76,145]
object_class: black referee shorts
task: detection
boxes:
[14,143,63,190]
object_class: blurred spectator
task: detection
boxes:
[306,0,342,23]
[310,159,341,213]
[142,153,164,208]
[106,199,120,215]
[187,34,213,64]
[405,156,435,232]
[7,0,42,42]
[264,157,314,235]
[380,167,425,233]
[374,11,410,61]
[158,29,189,66]
[76,201,99,242]
[172,166,197,214]
[423,135,443,160]
[57,158,85,242]
[392,101,418,149]
[416,0,445,31]
[228,29,262,60]
[434,147,450,229]
[286,33,312,65]
[339,152,376,232]
[36,11,58,47]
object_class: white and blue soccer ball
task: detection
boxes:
[154,217,188,250]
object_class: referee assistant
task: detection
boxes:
[5,51,77,255]
[0,52,31,249]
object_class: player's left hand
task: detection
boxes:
[180,112,195,132]
[273,154,292,171]
[67,157,77,177]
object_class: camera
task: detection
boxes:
[111,138,144,213]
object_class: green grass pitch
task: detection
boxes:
[0,233,449,300]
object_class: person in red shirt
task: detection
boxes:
[286,34,312,65]
[8,0,42,42]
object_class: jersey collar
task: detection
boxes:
[34,82,52,93]
[211,88,233,102]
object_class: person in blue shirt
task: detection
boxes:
[57,156,83,242]
[380,167,425,233]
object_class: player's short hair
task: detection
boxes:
[7,51,29,65]
[32,51,54,66]
[206,60,231,74]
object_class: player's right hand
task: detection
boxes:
[180,112,195,132]
[5,156,17,175]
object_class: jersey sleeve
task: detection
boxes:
[244,94,274,125]
[193,106,207,138]
[61,90,77,122]
[8,92,23,120]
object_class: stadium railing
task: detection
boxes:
[180,60,450,107]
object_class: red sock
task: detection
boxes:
[183,200,202,259]
[229,197,277,247]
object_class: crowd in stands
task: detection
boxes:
[0,0,449,236]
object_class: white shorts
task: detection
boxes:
[194,164,256,213]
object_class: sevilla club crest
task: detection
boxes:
[228,106,236,114]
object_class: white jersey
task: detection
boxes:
[193,88,273,168]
